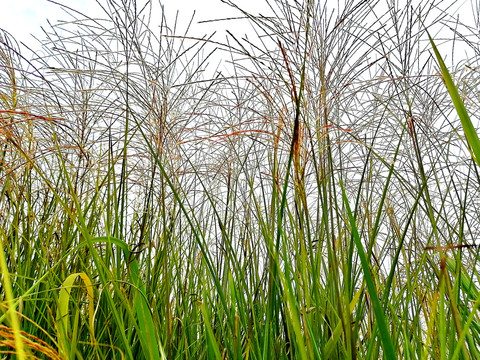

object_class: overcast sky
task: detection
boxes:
[1,0,270,48]
[1,0,476,72]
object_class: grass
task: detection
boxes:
[1,0,480,358]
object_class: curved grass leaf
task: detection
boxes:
[428,33,480,167]
[56,272,95,358]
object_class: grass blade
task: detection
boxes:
[428,33,480,166]
[339,180,396,360]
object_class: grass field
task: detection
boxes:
[1,0,480,358]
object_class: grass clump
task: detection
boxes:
[1,0,480,358]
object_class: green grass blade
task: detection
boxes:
[56,272,95,358]
[339,180,396,360]
[428,33,480,166]
[200,291,222,360]
[0,229,26,359]
[92,236,165,360]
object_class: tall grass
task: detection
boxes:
[1,0,480,358]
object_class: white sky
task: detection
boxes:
[1,0,271,47]
[0,0,477,74]
[2,1,475,50]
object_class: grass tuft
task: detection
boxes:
[1,0,480,358]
